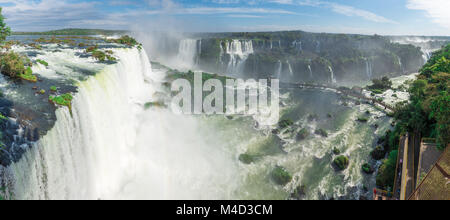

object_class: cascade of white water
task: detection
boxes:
[308,65,313,79]
[292,40,302,52]
[287,60,294,76]
[224,40,254,75]
[177,39,198,69]
[3,48,238,200]
[365,58,373,79]
[276,60,282,79]
[196,40,202,65]
[397,56,405,74]
[329,66,336,84]
[315,41,321,53]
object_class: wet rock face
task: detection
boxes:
[0,97,35,166]
[191,32,425,84]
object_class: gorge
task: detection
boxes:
[0,30,448,200]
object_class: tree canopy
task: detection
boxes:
[0,8,11,42]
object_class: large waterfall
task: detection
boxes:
[223,40,254,75]
[1,48,238,200]
[365,58,373,80]
[176,39,200,69]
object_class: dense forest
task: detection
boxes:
[376,44,450,190]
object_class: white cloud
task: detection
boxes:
[297,0,395,24]
[267,0,293,4]
[211,0,240,4]
[407,0,450,29]
[1,0,100,31]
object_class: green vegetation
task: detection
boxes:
[393,44,450,150]
[0,186,6,201]
[332,147,341,155]
[107,35,140,47]
[0,8,11,42]
[376,150,398,189]
[92,50,106,61]
[50,86,57,92]
[36,59,48,67]
[315,128,328,137]
[278,119,293,129]
[18,67,37,82]
[375,44,450,190]
[367,76,393,92]
[0,51,37,82]
[49,93,73,110]
[12,28,126,36]
[296,128,309,141]
[238,153,256,164]
[271,166,292,186]
[1,40,20,50]
[144,101,166,109]
[357,116,369,123]
[333,155,349,171]
[86,45,98,53]
[34,36,76,45]
[85,46,116,62]
[362,163,374,174]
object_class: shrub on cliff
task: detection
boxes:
[108,35,139,47]
[278,119,293,129]
[238,153,256,164]
[92,50,106,61]
[376,150,398,189]
[362,163,374,174]
[296,128,309,141]
[49,93,73,111]
[271,166,292,186]
[0,51,25,77]
[367,76,393,92]
[0,51,37,82]
[333,155,349,171]
[391,44,450,150]
[357,116,369,123]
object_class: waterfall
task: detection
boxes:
[275,60,282,79]
[1,48,238,200]
[287,60,293,76]
[177,39,198,69]
[196,40,202,65]
[292,40,302,52]
[315,41,321,53]
[397,56,405,74]
[308,65,313,79]
[328,66,336,84]
[224,40,254,75]
[365,58,373,79]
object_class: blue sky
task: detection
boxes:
[1,0,449,35]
